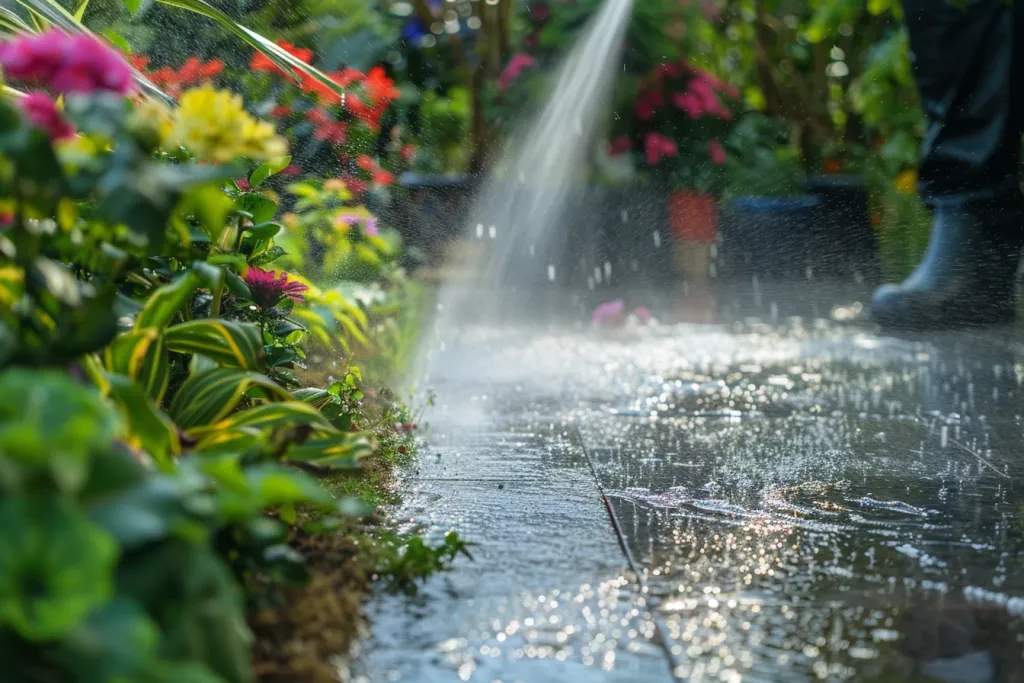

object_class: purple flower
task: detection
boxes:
[335,211,379,236]
[243,267,309,308]
[0,31,134,95]
[592,299,626,328]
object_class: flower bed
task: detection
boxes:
[0,29,464,683]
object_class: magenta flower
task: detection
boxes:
[0,31,134,95]
[644,132,678,166]
[672,91,704,118]
[19,93,74,140]
[593,300,626,328]
[498,53,537,92]
[708,138,727,166]
[243,267,309,308]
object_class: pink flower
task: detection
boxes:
[608,136,632,156]
[280,164,302,177]
[19,93,74,139]
[0,31,134,95]
[708,138,726,165]
[498,53,536,92]
[243,267,309,308]
[593,299,626,328]
[644,132,677,166]
[634,306,652,323]
[235,177,251,191]
[658,62,683,79]
[672,91,704,118]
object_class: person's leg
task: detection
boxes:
[872,0,1024,329]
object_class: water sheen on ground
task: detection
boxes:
[362,293,1024,683]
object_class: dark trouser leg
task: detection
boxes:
[872,0,1024,329]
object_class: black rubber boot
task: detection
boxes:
[872,200,1024,330]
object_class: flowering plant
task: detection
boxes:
[615,61,739,194]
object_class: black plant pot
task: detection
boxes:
[717,195,824,281]
[802,174,879,282]
[379,172,479,265]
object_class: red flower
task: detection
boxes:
[363,66,400,104]
[130,54,149,71]
[20,93,74,140]
[315,121,347,144]
[357,154,374,171]
[251,42,313,76]
[243,267,309,308]
[269,104,292,118]
[280,164,302,177]
[400,144,417,162]
[235,177,251,191]
[372,168,395,185]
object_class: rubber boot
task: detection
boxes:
[872,199,1024,330]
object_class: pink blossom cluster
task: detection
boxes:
[644,132,678,166]
[498,53,537,92]
[243,267,309,308]
[672,73,735,121]
[0,31,134,95]
[19,93,74,140]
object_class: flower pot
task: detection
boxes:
[667,191,718,243]
[717,195,823,280]
[802,174,879,282]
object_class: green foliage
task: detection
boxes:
[373,531,474,595]
[0,25,427,680]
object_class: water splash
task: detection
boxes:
[421,0,634,387]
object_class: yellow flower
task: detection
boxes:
[894,169,918,195]
[163,85,287,164]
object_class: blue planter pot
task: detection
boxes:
[717,195,824,280]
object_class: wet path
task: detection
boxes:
[362,305,1024,682]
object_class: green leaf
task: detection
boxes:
[0,496,117,640]
[236,192,277,224]
[73,0,89,20]
[105,374,180,467]
[248,156,292,189]
[168,368,292,429]
[133,271,198,330]
[61,597,160,682]
[165,319,264,369]
[103,329,170,403]
[102,30,132,54]
[189,400,335,439]
[286,432,372,469]
[179,184,235,243]
[122,0,143,13]
[0,369,119,495]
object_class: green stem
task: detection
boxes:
[209,272,224,318]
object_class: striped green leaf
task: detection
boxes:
[193,401,334,438]
[102,328,170,403]
[106,373,180,468]
[165,319,264,370]
[287,433,372,470]
[291,387,335,410]
[168,367,292,429]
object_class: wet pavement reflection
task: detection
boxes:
[362,288,1024,683]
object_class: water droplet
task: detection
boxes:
[547,265,556,281]
[621,210,629,223]
[653,231,662,248]
[488,225,497,239]
[475,223,484,238]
